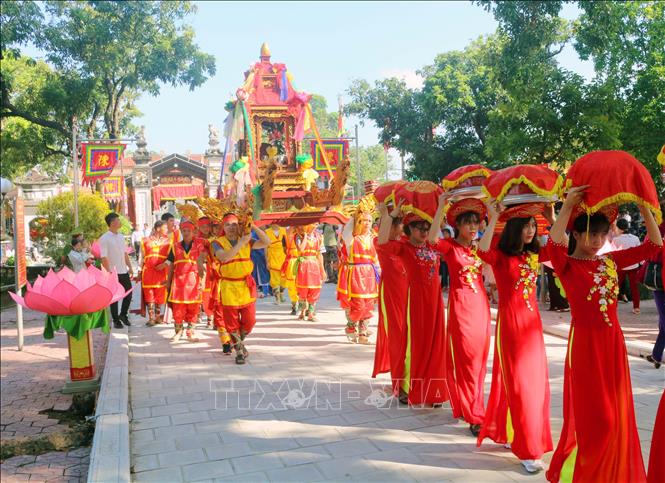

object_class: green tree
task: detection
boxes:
[1,1,216,178]
[348,145,394,187]
[306,94,340,138]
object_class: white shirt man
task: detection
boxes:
[100,213,134,328]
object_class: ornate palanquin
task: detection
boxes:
[232,43,349,221]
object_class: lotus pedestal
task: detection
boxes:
[44,309,110,394]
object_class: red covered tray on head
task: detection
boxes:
[565,150,662,224]
[482,164,562,204]
[442,164,493,197]
[373,180,407,205]
[255,210,349,227]
[394,180,443,223]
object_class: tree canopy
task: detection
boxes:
[1,0,216,180]
[346,1,665,183]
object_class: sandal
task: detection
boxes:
[646,355,662,369]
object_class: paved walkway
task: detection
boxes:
[0,307,108,482]
[128,286,663,482]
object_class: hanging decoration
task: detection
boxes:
[309,139,349,176]
[101,176,123,202]
[80,143,125,185]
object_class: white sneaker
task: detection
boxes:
[521,459,545,473]
[504,443,512,449]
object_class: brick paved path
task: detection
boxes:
[128,286,663,482]
[0,307,108,482]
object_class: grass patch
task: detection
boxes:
[0,393,97,461]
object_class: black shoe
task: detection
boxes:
[222,343,232,354]
[469,424,481,437]
[235,352,246,365]
[290,307,297,315]
[113,319,123,329]
[646,355,662,369]
[119,314,131,326]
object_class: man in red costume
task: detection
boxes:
[141,220,170,326]
[341,205,379,344]
[165,220,207,343]
[213,213,271,364]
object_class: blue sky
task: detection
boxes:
[134,1,592,156]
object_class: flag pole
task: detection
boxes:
[72,117,79,228]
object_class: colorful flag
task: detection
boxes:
[81,143,125,185]
[101,176,123,202]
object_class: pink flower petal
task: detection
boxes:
[40,270,62,296]
[52,280,81,309]
[9,292,27,308]
[24,291,71,315]
[69,285,113,314]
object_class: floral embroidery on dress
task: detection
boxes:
[459,246,483,293]
[415,245,439,281]
[586,256,618,326]
[514,253,539,311]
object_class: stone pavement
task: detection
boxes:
[128,285,664,482]
[0,306,108,482]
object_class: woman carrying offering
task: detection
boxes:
[376,199,448,406]
[429,195,491,437]
[475,201,554,474]
[546,186,662,483]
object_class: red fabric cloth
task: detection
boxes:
[476,246,552,460]
[379,239,449,405]
[343,234,379,322]
[546,239,659,483]
[437,238,491,425]
[483,164,561,201]
[167,239,207,304]
[297,287,321,304]
[152,184,204,210]
[336,244,350,309]
[141,237,170,288]
[373,180,406,204]
[349,298,374,322]
[441,164,492,190]
[172,303,200,324]
[394,181,444,223]
[648,391,665,483]
[566,150,661,222]
[372,239,408,395]
[143,287,165,305]
[223,304,256,335]
[296,233,323,289]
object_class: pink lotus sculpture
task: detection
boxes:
[10,265,131,391]
[10,265,129,316]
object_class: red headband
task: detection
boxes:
[180,220,195,230]
[197,217,211,226]
[222,214,239,224]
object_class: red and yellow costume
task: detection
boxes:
[295,229,324,317]
[196,219,213,319]
[141,234,170,305]
[377,238,449,405]
[281,230,299,310]
[438,238,490,426]
[214,235,257,337]
[336,243,350,310]
[476,246,552,461]
[167,236,207,335]
[546,239,660,483]
[266,226,287,301]
[372,237,408,395]
[343,233,379,340]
